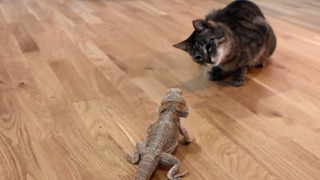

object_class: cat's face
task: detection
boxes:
[173,20,225,64]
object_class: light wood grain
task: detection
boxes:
[0,0,320,179]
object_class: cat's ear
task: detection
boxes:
[173,40,190,51]
[192,19,207,31]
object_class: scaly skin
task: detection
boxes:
[128,88,194,180]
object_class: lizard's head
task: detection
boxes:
[158,88,189,118]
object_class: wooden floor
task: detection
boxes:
[1,0,320,179]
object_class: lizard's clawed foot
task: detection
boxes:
[189,136,195,142]
[127,153,138,164]
[126,153,133,162]
[170,170,188,180]
[181,136,195,145]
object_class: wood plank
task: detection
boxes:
[0,0,320,179]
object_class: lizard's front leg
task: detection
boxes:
[127,142,146,164]
[179,127,195,144]
[231,66,248,86]
[159,152,188,180]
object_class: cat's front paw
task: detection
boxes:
[208,70,222,81]
[231,78,245,86]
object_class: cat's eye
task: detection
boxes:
[205,43,211,52]
[195,55,202,61]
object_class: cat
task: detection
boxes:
[173,0,276,86]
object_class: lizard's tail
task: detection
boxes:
[135,154,159,180]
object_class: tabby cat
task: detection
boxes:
[173,0,276,86]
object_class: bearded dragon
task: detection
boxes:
[127,88,194,180]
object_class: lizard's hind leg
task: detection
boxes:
[127,142,146,164]
[159,153,188,180]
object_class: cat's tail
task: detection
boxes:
[265,26,277,57]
